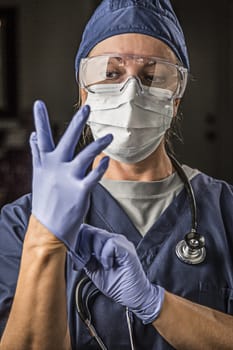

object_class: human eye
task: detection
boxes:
[99,58,123,83]
[99,67,124,84]
[106,70,121,80]
[141,72,166,86]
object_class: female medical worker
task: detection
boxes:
[0,0,233,349]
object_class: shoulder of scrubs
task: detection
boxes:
[191,172,233,258]
[193,173,233,211]
[0,193,32,338]
[175,170,233,231]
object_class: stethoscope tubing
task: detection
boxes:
[76,276,135,350]
[168,153,206,264]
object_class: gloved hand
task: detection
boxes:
[30,100,113,250]
[72,224,165,324]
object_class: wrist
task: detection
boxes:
[24,215,66,256]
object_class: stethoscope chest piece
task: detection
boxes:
[176,231,206,265]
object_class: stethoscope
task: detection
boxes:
[76,276,136,350]
[168,153,206,265]
[75,154,206,349]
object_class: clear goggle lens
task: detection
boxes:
[79,54,188,98]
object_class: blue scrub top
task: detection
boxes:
[0,172,233,349]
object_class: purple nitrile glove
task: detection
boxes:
[30,100,113,250]
[71,224,165,324]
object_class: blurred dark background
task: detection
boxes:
[0,0,232,207]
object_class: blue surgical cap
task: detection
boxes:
[75,0,190,75]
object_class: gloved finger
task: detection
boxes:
[73,224,116,269]
[100,235,136,266]
[84,234,134,271]
[72,134,113,176]
[29,132,41,167]
[55,105,90,162]
[82,157,110,187]
[33,100,55,153]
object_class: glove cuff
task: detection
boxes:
[133,285,165,324]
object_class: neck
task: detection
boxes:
[93,143,174,181]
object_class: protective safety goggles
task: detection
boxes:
[79,54,188,98]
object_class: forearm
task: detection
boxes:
[0,215,71,350]
[153,290,233,350]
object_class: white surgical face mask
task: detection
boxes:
[86,79,174,163]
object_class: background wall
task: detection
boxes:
[174,0,233,183]
[0,0,232,206]
[0,0,100,122]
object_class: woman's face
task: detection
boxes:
[80,33,180,113]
